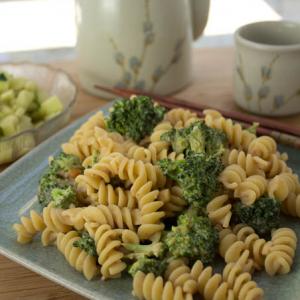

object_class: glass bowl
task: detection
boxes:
[0,63,77,164]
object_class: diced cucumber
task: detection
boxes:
[0,89,15,103]
[25,80,37,92]
[11,77,27,91]
[0,114,19,136]
[0,81,9,93]
[27,100,40,113]
[40,96,63,118]
[37,89,48,103]
[17,115,33,131]
[16,90,34,111]
[14,107,26,117]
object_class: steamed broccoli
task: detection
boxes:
[128,256,167,277]
[245,122,259,135]
[165,211,218,264]
[106,96,166,142]
[38,152,82,207]
[51,186,77,209]
[233,196,281,236]
[159,153,224,207]
[161,121,227,156]
[73,231,97,257]
[49,152,82,178]
[123,242,166,260]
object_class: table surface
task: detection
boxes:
[1,47,300,300]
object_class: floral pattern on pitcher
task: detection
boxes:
[109,0,185,92]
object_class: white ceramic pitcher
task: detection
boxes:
[75,0,210,97]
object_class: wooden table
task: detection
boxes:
[1,47,300,299]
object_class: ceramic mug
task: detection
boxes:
[234,21,300,116]
[75,0,210,98]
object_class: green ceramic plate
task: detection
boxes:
[0,103,300,300]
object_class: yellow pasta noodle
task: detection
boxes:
[248,136,277,161]
[204,109,256,151]
[219,164,247,190]
[234,175,267,205]
[13,210,45,244]
[133,271,188,300]
[224,149,265,176]
[206,194,232,228]
[56,231,98,280]
[164,108,199,129]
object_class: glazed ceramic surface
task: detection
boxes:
[1,103,300,299]
[234,21,300,116]
[75,0,210,97]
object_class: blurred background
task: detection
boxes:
[0,0,299,63]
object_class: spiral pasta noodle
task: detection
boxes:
[248,136,277,161]
[159,186,187,218]
[268,172,299,202]
[56,231,98,280]
[258,153,292,178]
[133,271,188,300]
[222,261,264,300]
[13,210,45,244]
[281,193,300,217]
[219,164,247,190]
[264,227,297,276]
[164,108,199,129]
[137,185,165,241]
[61,112,107,160]
[150,121,173,143]
[86,223,126,279]
[206,194,232,228]
[204,109,256,151]
[42,202,72,233]
[224,149,265,176]
[80,205,140,231]
[234,175,267,205]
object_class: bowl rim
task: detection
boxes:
[0,62,77,143]
[235,20,300,52]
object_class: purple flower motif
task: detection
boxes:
[115,52,124,65]
[129,56,141,72]
[174,38,185,52]
[273,95,285,109]
[261,66,271,80]
[145,32,155,45]
[115,81,127,89]
[134,80,146,91]
[244,85,253,101]
[122,72,132,85]
[143,21,153,33]
[258,85,270,98]
[152,66,164,82]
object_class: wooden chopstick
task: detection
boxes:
[94,84,300,149]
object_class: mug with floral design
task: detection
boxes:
[75,0,210,97]
[234,21,300,116]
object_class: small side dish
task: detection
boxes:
[0,63,76,164]
[12,95,300,300]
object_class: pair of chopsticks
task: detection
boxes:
[95,84,300,150]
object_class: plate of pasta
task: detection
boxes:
[1,95,300,300]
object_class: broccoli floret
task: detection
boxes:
[159,153,224,207]
[233,197,281,237]
[106,95,166,142]
[123,242,166,259]
[128,257,167,277]
[165,212,218,264]
[161,121,227,157]
[0,73,7,81]
[49,152,82,178]
[38,152,82,207]
[245,122,259,135]
[73,231,97,257]
[51,186,77,209]
[38,173,72,207]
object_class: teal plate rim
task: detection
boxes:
[1,102,300,300]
